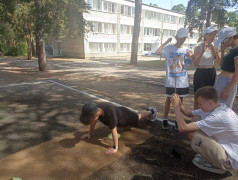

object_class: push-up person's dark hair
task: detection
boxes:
[79,103,98,125]
[194,86,218,103]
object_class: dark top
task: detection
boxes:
[96,103,138,130]
[221,47,238,72]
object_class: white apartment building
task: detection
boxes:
[57,0,199,58]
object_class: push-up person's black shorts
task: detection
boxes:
[117,107,139,127]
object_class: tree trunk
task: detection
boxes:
[32,38,36,57]
[130,0,142,65]
[35,32,47,71]
[27,33,32,60]
[34,0,47,71]
[205,0,215,28]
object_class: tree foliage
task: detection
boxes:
[0,0,88,70]
[185,0,238,36]
[225,11,238,29]
[172,4,186,14]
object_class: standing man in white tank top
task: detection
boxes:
[192,27,222,109]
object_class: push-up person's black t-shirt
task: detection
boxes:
[96,103,139,130]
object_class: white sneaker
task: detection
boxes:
[194,154,202,158]
[192,156,226,174]
[147,107,157,121]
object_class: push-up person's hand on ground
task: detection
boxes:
[105,146,117,155]
[80,133,91,140]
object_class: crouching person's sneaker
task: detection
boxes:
[174,121,179,131]
[192,156,226,174]
[147,107,157,121]
[162,119,169,129]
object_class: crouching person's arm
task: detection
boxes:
[171,93,200,133]
[105,127,118,155]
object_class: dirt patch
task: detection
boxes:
[0,56,237,179]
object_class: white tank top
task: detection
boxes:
[198,44,216,66]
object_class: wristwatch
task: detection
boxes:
[112,145,118,150]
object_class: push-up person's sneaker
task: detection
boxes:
[146,107,157,121]
[162,119,169,129]
[192,156,226,174]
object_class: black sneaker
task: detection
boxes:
[162,119,169,129]
[175,121,179,131]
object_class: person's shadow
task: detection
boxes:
[58,126,132,149]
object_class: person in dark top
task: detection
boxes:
[214,27,238,108]
[79,102,157,155]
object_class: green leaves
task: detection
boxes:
[0,0,88,56]
[172,4,186,14]
[185,0,237,37]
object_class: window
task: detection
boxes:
[91,0,102,11]
[103,1,117,13]
[103,1,107,11]
[97,0,102,11]
[145,11,161,21]
[164,14,171,23]
[132,7,135,17]
[104,43,116,52]
[104,23,116,34]
[88,0,93,9]
[155,29,160,36]
[179,17,185,25]
[157,13,162,22]
[89,43,103,52]
[169,30,176,36]
[163,29,169,36]
[120,43,131,52]
[144,28,160,36]
[144,43,152,51]
[121,5,124,14]
[121,5,134,17]
[90,22,103,33]
[171,16,177,24]
[121,25,132,34]
[112,3,116,13]
[128,6,132,16]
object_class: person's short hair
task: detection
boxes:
[194,86,218,103]
[79,103,98,125]
[233,34,238,40]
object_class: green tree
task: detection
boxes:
[172,4,185,14]
[0,0,29,56]
[33,0,88,71]
[225,11,238,29]
[185,0,237,35]
[0,0,87,71]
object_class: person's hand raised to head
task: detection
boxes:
[171,93,181,107]
[202,41,209,52]
[166,38,172,44]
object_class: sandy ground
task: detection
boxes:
[0,56,237,180]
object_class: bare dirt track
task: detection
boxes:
[0,56,237,180]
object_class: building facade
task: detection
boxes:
[57,0,199,58]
